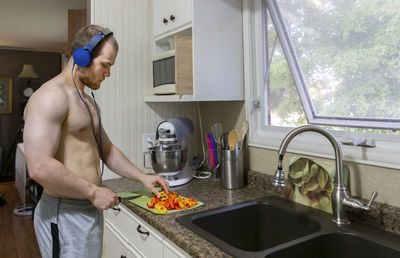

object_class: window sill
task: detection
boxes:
[249,129,400,170]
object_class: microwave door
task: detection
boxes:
[153,56,175,95]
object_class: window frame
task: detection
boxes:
[243,0,400,170]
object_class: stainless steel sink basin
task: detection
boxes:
[176,196,400,257]
[266,232,400,258]
[189,202,320,251]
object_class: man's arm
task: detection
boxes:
[23,89,118,209]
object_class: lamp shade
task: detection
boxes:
[18,64,39,79]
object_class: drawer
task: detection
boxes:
[105,206,163,257]
[103,222,129,258]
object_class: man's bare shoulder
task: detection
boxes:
[25,77,69,121]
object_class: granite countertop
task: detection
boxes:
[102,173,277,257]
[102,171,400,257]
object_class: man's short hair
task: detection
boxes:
[71,25,119,62]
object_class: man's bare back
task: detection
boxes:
[24,72,102,199]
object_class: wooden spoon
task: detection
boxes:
[228,129,240,150]
[239,120,249,149]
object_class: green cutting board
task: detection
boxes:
[129,191,203,215]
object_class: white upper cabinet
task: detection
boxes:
[148,0,244,102]
[153,0,193,39]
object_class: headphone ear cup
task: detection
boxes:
[73,47,92,67]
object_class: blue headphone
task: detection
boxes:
[73,28,113,67]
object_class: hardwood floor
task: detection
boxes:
[0,182,41,258]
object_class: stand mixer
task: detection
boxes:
[147,118,195,186]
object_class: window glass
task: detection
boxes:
[265,8,306,127]
[265,0,400,131]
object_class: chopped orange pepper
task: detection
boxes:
[146,191,198,213]
[154,203,167,214]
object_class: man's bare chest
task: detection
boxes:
[65,98,100,138]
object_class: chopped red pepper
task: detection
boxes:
[146,191,198,213]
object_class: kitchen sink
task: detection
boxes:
[176,196,322,256]
[190,202,320,251]
[267,232,400,258]
[176,196,400,257]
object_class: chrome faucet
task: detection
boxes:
[272,125,378,225]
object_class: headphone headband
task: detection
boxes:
[86,28,113,52]
[73,28,113,67]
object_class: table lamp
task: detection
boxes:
[18,64,39,97]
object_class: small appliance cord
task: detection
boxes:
[195,102,211,179]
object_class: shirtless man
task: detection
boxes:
[23,25,169,257]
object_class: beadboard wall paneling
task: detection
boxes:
[91,0,199,180]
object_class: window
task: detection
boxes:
[266,0,400,130]
[243,0,400,169]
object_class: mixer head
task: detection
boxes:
[157,121,177,143]
[156,117,194,144]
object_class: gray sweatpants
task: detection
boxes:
[34,193,104,258]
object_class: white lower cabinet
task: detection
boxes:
[102,205,190,258]
[103,222,142,258]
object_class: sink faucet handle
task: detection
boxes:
[365,191,378,209]
[343,191,378,211]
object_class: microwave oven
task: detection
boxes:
[152,35,193,95]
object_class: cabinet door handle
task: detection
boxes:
[163,18,168,25]
[120,256,126,258]
[112,207,121,212]
[137,225,150,236]
[170,15,175,22]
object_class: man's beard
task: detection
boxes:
[81,76,100,90]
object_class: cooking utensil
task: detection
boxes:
[117,192,141,201]
[239,120,249,149]
[228,129,240,150]
[220,132,229,150]
[211,123,223,145]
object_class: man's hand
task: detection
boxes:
[89,186,120,210]
[141,174,169,198]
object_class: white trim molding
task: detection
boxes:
[249,128,400,170]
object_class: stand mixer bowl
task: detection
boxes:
[149,145,187,175]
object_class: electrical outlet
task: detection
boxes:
[142,133,156,171]
[142,133,156,152]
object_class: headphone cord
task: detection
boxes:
[71,63,105,176]
[91,91,105,176]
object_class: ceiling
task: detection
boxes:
[0,0,87,52]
